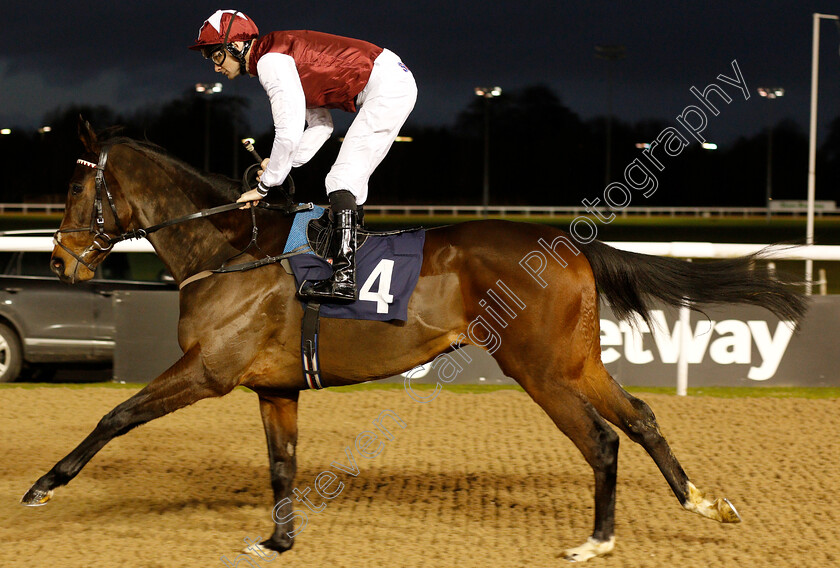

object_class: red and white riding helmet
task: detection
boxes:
[189,10,259,50]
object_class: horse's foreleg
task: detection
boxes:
[21,345,226,506]
[519,379,619,562]
[579,368,741,524]
[247,390,299,557]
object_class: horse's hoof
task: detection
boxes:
[20,487,54,507]
[684,481,742,523]
[716,497,742,523]
[242,541,281,560]
[562,537,615,562]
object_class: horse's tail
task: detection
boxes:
[578,240,809,328]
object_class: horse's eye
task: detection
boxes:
[71,183,84,195]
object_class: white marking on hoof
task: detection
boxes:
[20,489,53,507]
[683,482,742,523]
[242,542,277,559]
[717,497,742,523]
[563,536,615,562]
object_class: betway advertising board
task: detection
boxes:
[398,297,840,388]
[114,292,840,387]
[599,297,840,387]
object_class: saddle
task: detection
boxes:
[304,207,420,259]
[284,206,425,390]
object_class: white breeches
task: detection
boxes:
[325,49,417,205]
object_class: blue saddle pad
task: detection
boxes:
[283,207,425,322]
[283,205,327,255]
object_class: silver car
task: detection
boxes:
[0,230,174,382]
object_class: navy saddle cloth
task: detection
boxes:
[283,206,425,322]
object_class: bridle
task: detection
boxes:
[53,143,307,276]
[55,144,247,272]
[54,146,135,272]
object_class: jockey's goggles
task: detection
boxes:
[202,46,227,66]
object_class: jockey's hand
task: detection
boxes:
[255,158,270,183]
[237,188,265,210]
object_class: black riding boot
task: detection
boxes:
[298,191,358,302]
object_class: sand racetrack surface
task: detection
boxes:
[1,386,839,568]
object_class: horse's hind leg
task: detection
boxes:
[247,390,299,557]
[21,345,228,506]
[518,379,620,562]
[579,367,741,524]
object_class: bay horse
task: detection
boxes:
[23,120,807,562]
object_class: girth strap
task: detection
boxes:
[301,302,323,389]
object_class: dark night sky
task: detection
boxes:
[4,1,840,145]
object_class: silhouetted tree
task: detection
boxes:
[722,119,808,206]
[455,84,595,205]
[820,116,840,203]
[2,85,836,208]
[133,90,251,179]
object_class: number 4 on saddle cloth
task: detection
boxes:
[283,205,425,321]
[281,206,425,389]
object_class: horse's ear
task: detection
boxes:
[78,115,99,153]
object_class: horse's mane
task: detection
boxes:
[100,130,242,203]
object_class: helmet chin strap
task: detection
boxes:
[228,40,252,74]
[222,11,252,74]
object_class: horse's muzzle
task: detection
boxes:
[50,256,65,278]
[50,247,95,284]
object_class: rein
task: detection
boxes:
[55,144,311,280]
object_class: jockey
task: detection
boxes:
[189,10,417,302]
